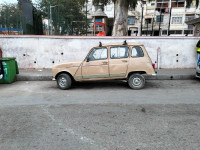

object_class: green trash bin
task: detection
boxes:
[0,57,19,84]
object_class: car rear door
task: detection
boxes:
[109,46,130,78]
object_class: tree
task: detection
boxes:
[186,0,199,8]
[0,3,22,35]
[38,0,88,35]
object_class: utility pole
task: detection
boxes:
[85,1,88,36]
[146,20,148,36]
[151,17,154,36]
[50,5,58,35]
[168,7,172,36]
[140,1,146,36]
[158,10,162,36]
[50,5,54,35]
[140,4,144,36]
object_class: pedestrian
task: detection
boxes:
[196,40,200,67]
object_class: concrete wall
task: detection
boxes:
[0,36,199,69]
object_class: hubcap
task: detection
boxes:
[59,77,67,88]
[132,77,142,86]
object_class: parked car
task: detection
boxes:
[52,41,156,90]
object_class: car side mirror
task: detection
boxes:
[86,57,90,62]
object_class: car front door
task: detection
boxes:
[82,47,109,79]
[109,46,130,78]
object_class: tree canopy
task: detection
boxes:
[38,0,88,35]
[0,4,22,34]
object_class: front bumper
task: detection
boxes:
[196,72,200,78]
[196,65,200,78]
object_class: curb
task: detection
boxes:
[16,74,196,81]
[17,76,53,81]
[145,75,196,80]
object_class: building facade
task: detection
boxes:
[85,0,200,36]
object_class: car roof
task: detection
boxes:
[97,42,143,47]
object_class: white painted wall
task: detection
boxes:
[0,36,199,69]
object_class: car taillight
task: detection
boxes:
[152,63,155,70]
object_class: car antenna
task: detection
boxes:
[99,42,102,47]
[123,40,127,45]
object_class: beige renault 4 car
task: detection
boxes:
[52,41,156,90]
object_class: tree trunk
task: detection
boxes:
[112,0,129,36]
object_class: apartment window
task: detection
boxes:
[106,5,112,11]
[156,0,169,8]
[171,0,185,7]
[145,19,152,24]
[188,25,193,30]
[169,30,182,34]
[185,15,195,22]
[129,7,135,11]
[142,31,152,35]
[95,18,102,23]
[128,17,135,25]
[184,30,193,34]
[156,15,164,22]
[95,6,104,11]
[162,30,168,35]
[172,17,182,24]
[151,3,155,6]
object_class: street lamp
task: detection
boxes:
[50,5,57,35]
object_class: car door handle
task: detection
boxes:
[102,62,108,65]
[122,60,128,63]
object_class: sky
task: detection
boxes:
[0,0,38,4]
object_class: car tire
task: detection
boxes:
[57,73,72,90]
[128,74,145,90]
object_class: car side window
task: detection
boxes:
[110,46,129,59]
[132,46,144,57]
[88,48,107,61]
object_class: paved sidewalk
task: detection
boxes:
[16,69,197,81]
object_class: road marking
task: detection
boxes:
[42,105,107,150]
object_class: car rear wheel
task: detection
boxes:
[128,74,145,90]
[57,73,72,90]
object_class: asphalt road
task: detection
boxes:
[0,80,200,150]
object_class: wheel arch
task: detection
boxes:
[55,71,74,81]
[127,71,147,78]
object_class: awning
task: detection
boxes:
[144,15,153,19]
[185,12,195,15]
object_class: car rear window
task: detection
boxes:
[131,46,144,57]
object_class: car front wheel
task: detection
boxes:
[57,73,72,90]
[128,74,145,90]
